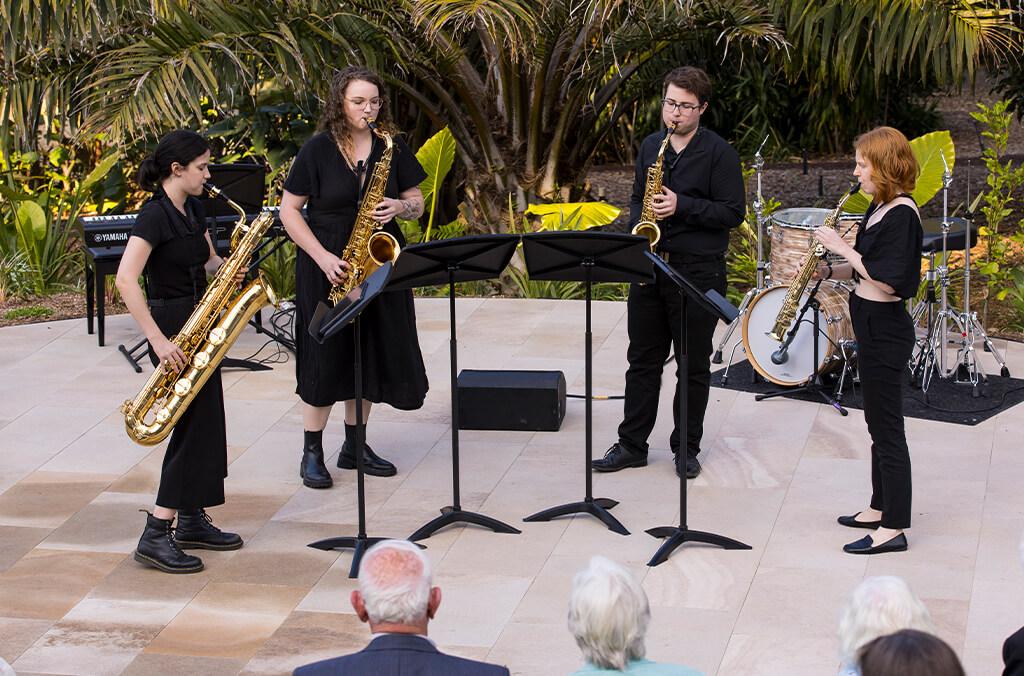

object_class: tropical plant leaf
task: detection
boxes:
[414,126,457,241]
[525,201,621,230]
[80,150,121,190]
[14,200,47,259]
[844,130,956,213]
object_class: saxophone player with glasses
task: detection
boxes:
[116,130,247,574]
[592,66,745,480]
[281,66,428,489]
[813,127,922,555]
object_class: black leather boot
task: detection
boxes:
[175,509,243,551]
[300,430,333,489]
[337,424,397,477]
[134,511,204,574]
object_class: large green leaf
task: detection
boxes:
[525,202,621,230]
[14,200,47,263]
[414,126,457,241]
[844,130,956,213]
[80,151,121,190]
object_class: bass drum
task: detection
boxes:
[769,208,861,285]
[742,283,855,386]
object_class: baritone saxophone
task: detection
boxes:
[121,184,278,445]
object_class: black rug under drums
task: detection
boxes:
[711,359,1024,426]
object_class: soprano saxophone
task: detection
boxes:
[327,120,400,305]
[631,123,677,251]
[767,183,860,342]
[121,185,278,445]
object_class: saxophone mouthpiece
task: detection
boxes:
[847,182,861,196]
[204,182,223,197]
[366,118,378,131]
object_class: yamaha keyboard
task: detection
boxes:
[79,208,288,346]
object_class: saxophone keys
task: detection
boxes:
[173,379,193,397]
[156,407,172,424]
[208,327,227,346]
[193,352,210,369]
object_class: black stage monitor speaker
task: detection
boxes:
[457,370,566,432]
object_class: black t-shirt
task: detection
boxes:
[630,127,746,257]
[283,130,427,245]
[129,194,210,301]
[853,201,923,299]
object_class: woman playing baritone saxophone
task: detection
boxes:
[115,130,245,574]
[813,126,923,555]
[280,66,428,489]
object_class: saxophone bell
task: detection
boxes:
[632,221,661,251]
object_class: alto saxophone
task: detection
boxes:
[328,120,400,305]
[121,184,279,445]
[767,183,860,342]
[632,123,677,251]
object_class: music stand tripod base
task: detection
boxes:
[524,498,628,536]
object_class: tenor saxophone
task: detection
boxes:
[631,123,677,251]
[767,183,860,342]
[121,185,278,445]
[327,120,400,305]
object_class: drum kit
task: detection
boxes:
[713,141,1011,401]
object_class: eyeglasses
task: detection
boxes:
[346,98,383,109]
[662,99,703,113]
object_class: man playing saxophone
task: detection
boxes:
[593,66,745,479]
[280,66,428,489]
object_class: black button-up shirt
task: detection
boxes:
[629,127,745,257]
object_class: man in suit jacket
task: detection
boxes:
[294,540,509,675]
[1005,625,1024,676]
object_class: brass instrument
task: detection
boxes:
[328,120,400,305]
[767,183,860,342]
[631,123,677,250]
[121,184,278,445]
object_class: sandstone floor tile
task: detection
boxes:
[429,573,532,647]
[13,614,163,676]
[486,621,579,676]
[0,617,53,664]
[145,583,307,660]
[240,610,366,675]
[40,414,151,476]
[0,525,51,572]
[646,606,736,676]
[208,520,342,587]
[718,633,838,676]
[38,491,153,554]
[0,550,124,620]
[122,653,246,676]
[0,471,115,529]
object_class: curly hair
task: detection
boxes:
[318,66,394,165]
[854,126,919,204]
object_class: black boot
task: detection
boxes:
[337,424,397,477]
[300,430,333,489]
[134,511,204,574]
[175,509,244,551]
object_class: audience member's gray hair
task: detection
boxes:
[567,556,650,670]
[358,539,433,625]
[838,576,935,666]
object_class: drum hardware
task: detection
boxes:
[713,135,770,384]
[754,279,849,415]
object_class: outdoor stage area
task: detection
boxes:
[1,296,1022,676]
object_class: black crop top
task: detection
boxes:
[852,200,924,300]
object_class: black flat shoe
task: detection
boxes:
[337,441,398,477]
[675,454,701,479]
[843,532,908,555]
[591,443,647,473]
[838,512,882,529]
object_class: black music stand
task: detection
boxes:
[387,235,523,541]
[521,232,653,536]
[644,252,751,565]
[306,262,413,577]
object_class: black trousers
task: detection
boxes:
[850,294,915,529]
[148,299,228,510]
[618,255,726,457]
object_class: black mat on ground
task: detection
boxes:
[711,360,1024,426]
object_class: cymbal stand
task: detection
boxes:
[714,135,770,385]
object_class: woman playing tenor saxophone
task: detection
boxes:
[280,66,428,489]
[115,130,245,574]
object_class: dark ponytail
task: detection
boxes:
[137,130,210,192]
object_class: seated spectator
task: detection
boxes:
[837,576,935,675]
[567,556,702,675]
[857,628,964,676]
[294,539,509,675]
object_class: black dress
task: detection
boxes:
[849,198,923,530]
[284,131,429,409]
[130,193,228,510]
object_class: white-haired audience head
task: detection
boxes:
[351,540,440,633]
[838,576,935,668]
[568,556,650,671]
